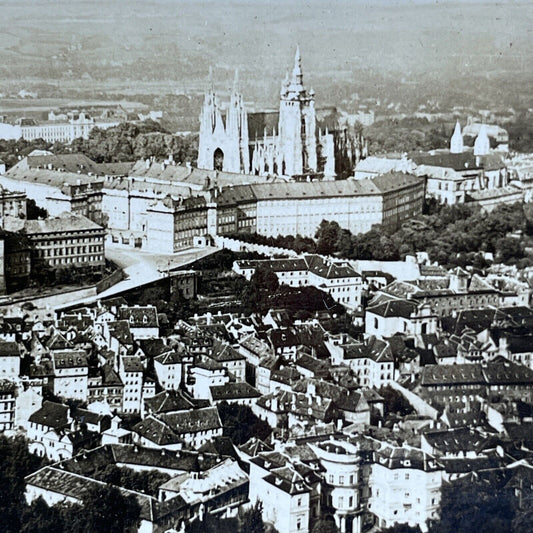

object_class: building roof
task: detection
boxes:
[210,382,261,401]
[118,306,159,328]
[410,149,505,172]
[160,407,223,435]
[131,416,181,446]
[144,390,195,414]
[375,444,443,471]
[0,341,20,357]
[53,350,88,369]
[367,298,418,319]
[28,401,69,428]
[24,466,155,521]
[421,360,533,387]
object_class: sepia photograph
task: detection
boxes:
[0,0,533,532]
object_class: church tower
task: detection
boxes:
[197,69,250,173]
[474,124,490,156]
[450,120,464,154]
[278,47,317,176]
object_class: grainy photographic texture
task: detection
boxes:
[0,1,532,533]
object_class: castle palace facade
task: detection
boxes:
[197,48,364,180]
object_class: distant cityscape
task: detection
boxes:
[0,7,533,533]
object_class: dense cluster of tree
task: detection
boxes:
[0,120,198,169]
[20,485,141,533]
[238,263,345,316]
[217,402,272,446]
[506,113,533,153]
[91,464,170,497]
[431,475,517,533]
[60,121,198,163]
[363,117,452,154]
[378,386,415,418]
[315,202,533,269]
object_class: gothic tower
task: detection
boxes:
[197,69,249,173]
[474,124,490,156]
[278,47,317,176]
[450,120,464,154]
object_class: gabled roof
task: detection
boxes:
[118,306,159,328]
[210,382,261,401]
[160,407,223,435]
[29,401,69,428]
[132,415,181,446]
[367,298,417,319]
[144,390,195,414]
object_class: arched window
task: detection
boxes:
[213,148,224,171]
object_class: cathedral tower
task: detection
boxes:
[197,69,249,173]
[278,47,317,176]
[450,120,464,154]
[474,124,490,156]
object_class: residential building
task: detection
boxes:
[368,444,443,532]
[52,350,89,401]
[0,340,21,380]
[309,439,363,533]
[4,212,105,271]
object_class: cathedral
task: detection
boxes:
[197,48,364,179]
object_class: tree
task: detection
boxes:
[315,220,341,255]
[26,198,48,219]
[240,501,266,533]
[81,484,141,533]
[20,497,64,533]
[0,436,47,533]
[432,476,515,533]
[217,402,272,445]
[311,514,340,533]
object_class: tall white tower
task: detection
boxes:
[450,121,464,154]
[278,47,317,176]
[474,124,490,156]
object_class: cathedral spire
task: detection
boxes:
[291,45,303,86]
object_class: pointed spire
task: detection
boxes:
[208,66,214,92]
[450,120,464,154]
[290,45,303,87]
[474,123,490,156]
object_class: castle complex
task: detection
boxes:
[197,48,358,179]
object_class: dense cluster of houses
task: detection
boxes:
[0,255,532,533]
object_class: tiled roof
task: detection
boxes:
[210,382,261,401]
[29,401,69,428]
[108,320,133,345]
[118,306,159,328]
[132,416,181,446]
[375,444,443,471]
[145,390,195,414]
[53,350,88,369]
[367,299,417,318]
[160,407,223,435]
[121,356,143,373]
[6,212,104,235]
[24,466,154,521]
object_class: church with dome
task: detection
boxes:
[197,48,365,180]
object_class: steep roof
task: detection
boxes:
[160,407,223,435]
[29,401,70,428]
